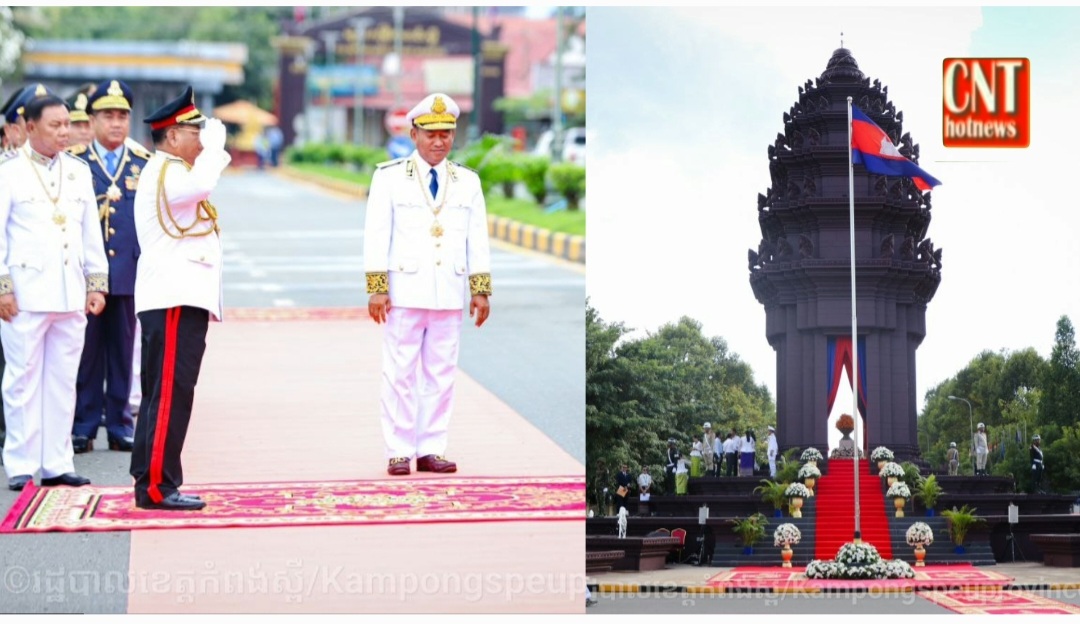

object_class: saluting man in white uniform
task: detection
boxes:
[0,86,109,491]
[130,86,228,510]
[364,93,492,476]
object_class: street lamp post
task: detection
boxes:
[947,396,974,476]
[350,17,373,146]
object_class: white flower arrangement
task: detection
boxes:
[887,482,912,499]
[805,541,916,579]
[773,523,802,547]
[798,464,821,479]
[905,522,934,547]
[800,447,823,462]
[870,446,895,462]
[784,482,812,498]
[880,461,905,478]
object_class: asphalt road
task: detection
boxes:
[0,168,585,614]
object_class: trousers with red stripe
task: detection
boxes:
[130,306,208,504]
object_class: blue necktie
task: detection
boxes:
[429,169,439,200]
[105,152,118,176]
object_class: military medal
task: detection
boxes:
[414,156,451,238]
[106,184,122,202]
[24,146,67,227]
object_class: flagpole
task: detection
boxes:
[847,96,861,542]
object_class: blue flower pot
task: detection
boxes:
[953,545,966,554]
[926,508,936,517]
[742,546,754,556]
[774,509,783,518]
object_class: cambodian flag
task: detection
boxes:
[851,105,941,191]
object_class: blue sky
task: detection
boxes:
[586,7,1080,447]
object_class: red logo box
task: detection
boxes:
[942,58,1030,148]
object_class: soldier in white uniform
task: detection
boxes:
[129,86,228,510]
[766,425,778,478]
[0,87,108,490]
[364,93,492,476]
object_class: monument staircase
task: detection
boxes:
[586,459,1076,567]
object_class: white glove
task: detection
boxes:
[200,118,227,152]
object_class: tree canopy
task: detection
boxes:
[22,7,294,109]
[918,315,1080,493]
[586,301,775,506]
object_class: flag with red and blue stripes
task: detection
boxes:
[851,105,941,191]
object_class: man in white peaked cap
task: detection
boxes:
[364,93,492,476]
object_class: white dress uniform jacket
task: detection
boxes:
[133,148,229,320]
[0,147,109,308]
[364,152,492,310]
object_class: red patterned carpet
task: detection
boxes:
[706,564,1011,591]
[920,589,1080,614]
[1,476,583,533]
[224,307,370,322]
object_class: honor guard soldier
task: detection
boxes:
[364,93,492,476]
[130,86,228,510]
[0,86,109,491]
[71,80,151,454]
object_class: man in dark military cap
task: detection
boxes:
[71,79,151,455]
[1,84,40,151]
[129,86,229,510]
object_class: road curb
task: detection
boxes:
[487,215,586,264]
[274,167,586,264]
[275,165,368,199]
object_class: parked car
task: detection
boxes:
[533,127,588,165]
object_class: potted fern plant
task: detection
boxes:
[942,505,983,554]
[917,474,944,517]
[754,479,788,517]
[731,512,768,555]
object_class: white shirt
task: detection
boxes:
[740,436,756,453]
[637,473,652,489]
[767,433,778,457]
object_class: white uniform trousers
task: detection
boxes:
[380,307,462,459]
[1,310,87,479]
[128,317,142,417]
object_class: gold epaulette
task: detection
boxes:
[66,143,88,156]
[376,158,406,169]
[126,141,152,160]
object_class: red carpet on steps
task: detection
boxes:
[814,459,893,560]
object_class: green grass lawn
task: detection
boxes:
[286,162,374,188]
[284,163,586,236]
[486,196,585,237]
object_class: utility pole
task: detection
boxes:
[551,6,565,163]
[393,7,404,109]
[320,30,339,143]
[350,17,373,145]
[469,6,481,143]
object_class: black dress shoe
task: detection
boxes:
[136,492,206,511]
[72,435,94,454]
[108,436,134,452]
[40,473,91,487]
[8,475,31,491]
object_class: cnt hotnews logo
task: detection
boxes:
[942,58,1030,148]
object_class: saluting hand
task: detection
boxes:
[0,293,18,322]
